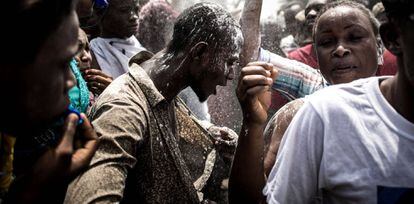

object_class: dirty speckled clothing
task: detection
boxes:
[65,62,228,203]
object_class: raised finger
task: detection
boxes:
[240,75,273,89]
[85,75,111,85]
[57,113,79,156]
[84,69,111,78]
[79,113,98,141]
[240,66,272,77]
[247,61,274,71]
[246,85,271,97]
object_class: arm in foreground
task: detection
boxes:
[229,62,277,204]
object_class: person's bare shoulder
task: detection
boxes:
[263,98,305,176]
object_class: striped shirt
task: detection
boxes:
[258,48,328,114]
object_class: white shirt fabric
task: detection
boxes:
[90,36,146,79]
[264,77,414,204]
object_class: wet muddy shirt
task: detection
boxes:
[64,63,202,203]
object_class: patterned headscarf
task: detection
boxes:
[68,59,90,113]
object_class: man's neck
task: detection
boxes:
[380,71,414,123]
[143,51,189,102]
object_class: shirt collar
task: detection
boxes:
[129,63,166,107]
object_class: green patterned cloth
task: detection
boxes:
[68,59,89,113]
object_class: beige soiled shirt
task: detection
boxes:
[65,62,231,203]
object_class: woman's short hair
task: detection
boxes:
[312,0,380,41]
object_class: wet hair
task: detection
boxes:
[1,0,74,65]
[167,2,242,63]
[137,1,178,53]
[312,0,380,41]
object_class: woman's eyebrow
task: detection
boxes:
[344,23,369,32]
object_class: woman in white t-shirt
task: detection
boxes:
[229,0,389,203]
[231,0,414,203]
[262,0,384,177]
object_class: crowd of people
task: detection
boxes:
[0,0,413,203]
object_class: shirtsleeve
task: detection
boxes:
[64,99,147,203]
[258,48,325,99]
[263,100,324,204]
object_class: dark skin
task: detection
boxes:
[379,12,414,124]
[140,41,241,103]
[248,5,414,201]
[139,39,242,162]
[229,62,277,204]
[8,113,99,203]
[228,1,270,202]
[100,0,139,39]
[76,0,93,18]
[75,28,93,71]
[262,99,303,176]
[75,28,113,95]
[4,6,99,204]
[229,1,379,203]
[315,6,379,84]
[305,0,328,34]
[9,12,79,134]
[262,3,381,190]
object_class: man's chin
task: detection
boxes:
[195,91,209,102]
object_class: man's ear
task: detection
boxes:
[190,42,209,65]
[380,21,402,56]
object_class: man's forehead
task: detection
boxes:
[307,0,327,8]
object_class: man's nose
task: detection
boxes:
[306,9,317,19]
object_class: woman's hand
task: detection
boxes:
[82,69,113,95]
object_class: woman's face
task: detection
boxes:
[75,29,92,71]
[314,6,378,84]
